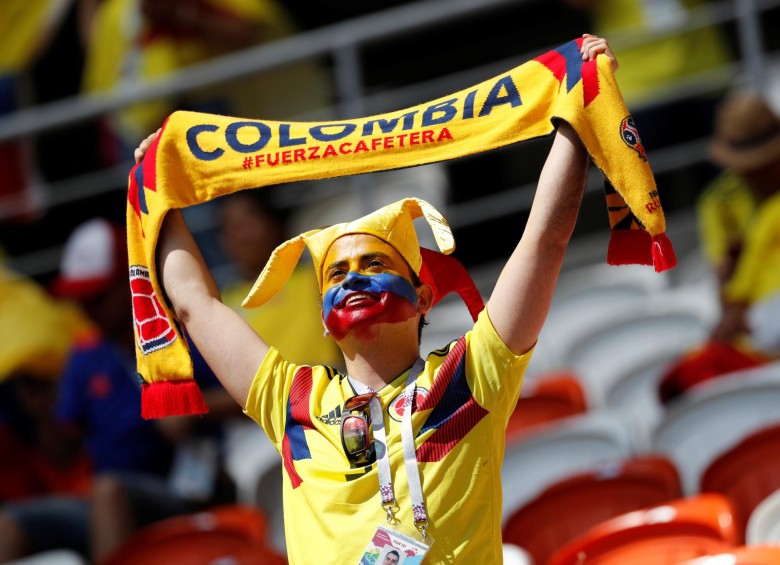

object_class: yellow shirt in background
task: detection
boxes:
[221,267,341,368]
[591,0,731,104]
[697,170,759,268]
[82,0,332,144]
[697,170,780,304]
[0,0,65,72]
[724,190,780,304]
[0,266,92,382]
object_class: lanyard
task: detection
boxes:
[349,358,429,538]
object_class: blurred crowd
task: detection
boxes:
[1,0,779,563]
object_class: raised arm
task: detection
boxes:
[131,127,272,406]
[156,210,269,405]
[487,35,617,354]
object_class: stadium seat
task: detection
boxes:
[603,348,689,450]
[99,504,285,565]
[4,550,86,565]
[562,297,711,409]
[254,460,286,555]
[502,455,683,565]
[222,417,287,554]
[700,421,780,540]
[528,263,670,378]
[746,488,780,544]
[505,371,587,440]
[651,361,780,494]
[223,417,280,505]
[546,493,739,565]
[670,246,718,290]
[677,545,780,564]
[501,410,635,523]
[658,340,769,405]
[502,543,534,565]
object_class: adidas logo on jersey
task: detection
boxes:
[316,405,343,425]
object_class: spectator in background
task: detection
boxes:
[0,375,93,565]
[562,0,732,151]
[218,190,343,368]
[0,218,239,563]
[658,92,780,403]
[0,0,76,224]
[0,264,91,507]
[80,0,333,158]
[700,93,780,350]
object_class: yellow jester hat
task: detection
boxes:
[242,197,484,320]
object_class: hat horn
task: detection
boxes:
[242,229,321,308]
[405,198,455,256]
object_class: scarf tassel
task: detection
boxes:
[607,230,677,273]
[141,379,209,419]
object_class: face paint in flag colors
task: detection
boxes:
[321,235,420,341]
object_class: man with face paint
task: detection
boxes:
[145,34,617,565]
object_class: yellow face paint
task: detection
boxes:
[321,235,412,296]
[242,198,455,310]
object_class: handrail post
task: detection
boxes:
[333,41,375,215]
[736,0,767,94]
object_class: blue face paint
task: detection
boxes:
[322,272,418,321]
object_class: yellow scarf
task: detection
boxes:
[127,38,676,418]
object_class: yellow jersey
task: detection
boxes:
[244,308,531,564]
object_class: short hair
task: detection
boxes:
[409,266,429,343]
[386,550,400,559]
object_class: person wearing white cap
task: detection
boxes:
[142,36,618,565]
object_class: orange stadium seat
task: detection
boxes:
[100,504,286,565]
[502,455,682,565]
[700,421,780,541]
[677,545,780,564]
[506,371,587,440]
[651,362,780,495]
[501,411,635,522]
[545,493,739,565]
[658,340,768,405]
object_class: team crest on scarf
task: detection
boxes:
[620,116,647,161]
[129,265,177,354]
[388,387,429,422]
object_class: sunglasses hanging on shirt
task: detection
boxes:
[341,392,378,467]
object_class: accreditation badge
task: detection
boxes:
[358,525,433,565]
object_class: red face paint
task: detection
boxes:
[320,234,421,341]
[324,291,417,341]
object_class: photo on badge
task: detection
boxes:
[358,525,430,565]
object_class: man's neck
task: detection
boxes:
[339,324,421,391]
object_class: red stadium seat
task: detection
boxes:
[501,411,634,522]
[658,340,768,405]
[100,504,286,565]
[700,421,780,541]
[506,371,587,440]
[546,493,739,565]
[678,545,780,564]
[502,455,682,565]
